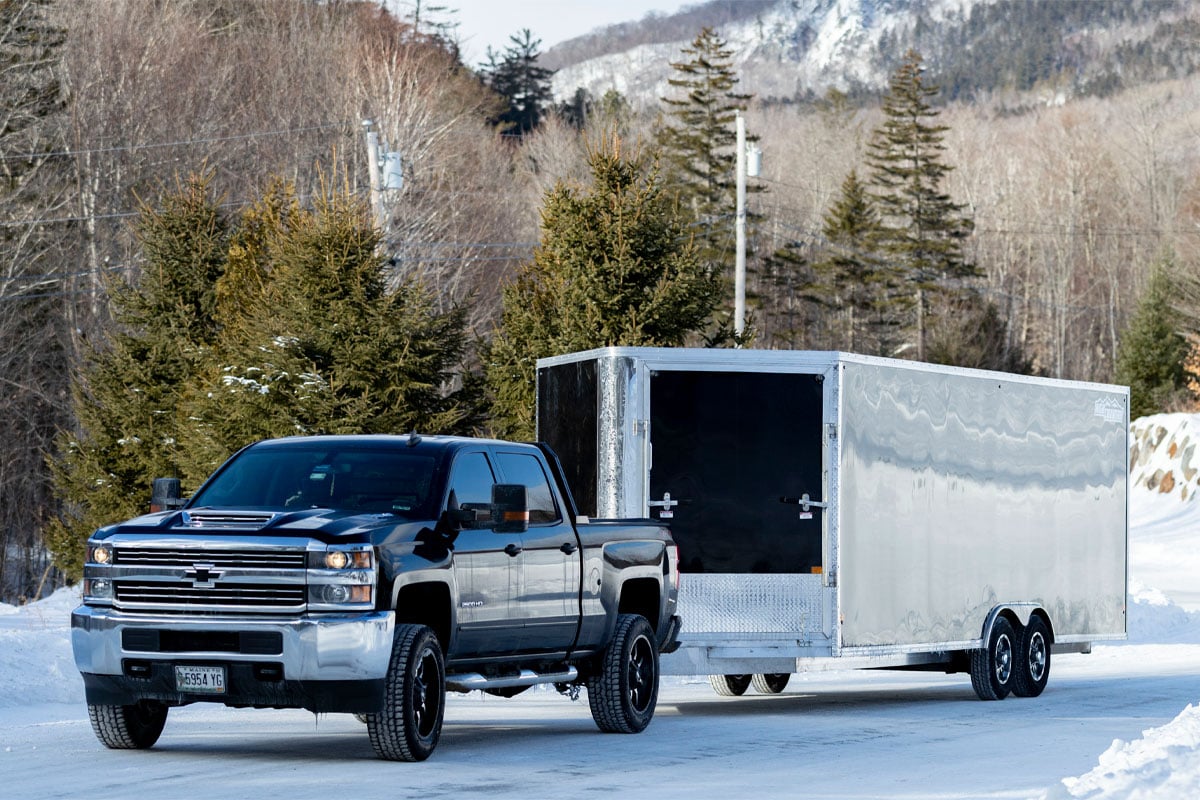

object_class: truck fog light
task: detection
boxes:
[323,585,351,603]
[85,578,112,599]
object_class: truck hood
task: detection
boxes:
[94,506,435,544]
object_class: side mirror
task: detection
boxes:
[492,484,529,533]
[151,477,185,513]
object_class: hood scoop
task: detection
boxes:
[178,509,280,530]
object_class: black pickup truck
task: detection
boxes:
[71,434,680,760]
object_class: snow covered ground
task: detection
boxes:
[2,416,1199,799]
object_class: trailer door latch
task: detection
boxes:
[648,492,678,519]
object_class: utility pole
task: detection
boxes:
[362,118,404,231]
[735,111,746,339]
[734,111,761,340]
[363,119,383,229]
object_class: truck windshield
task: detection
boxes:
[189,444,437,518]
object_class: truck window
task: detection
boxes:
[447,451,495,508]
[495,453,560,524]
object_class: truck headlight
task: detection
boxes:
[89,544,112,565]
[314,546,373,570]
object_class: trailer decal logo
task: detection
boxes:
[1094,398,1124,424]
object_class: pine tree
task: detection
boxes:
[482,29,555,135]
[487,134,722,438]
[46,175,229,578]
[865,49,976,359]
[811,169,907,356]
[178,183,480,481]
[656,27,755,269]
[1115,261,1188,420]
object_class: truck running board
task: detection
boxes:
[446,667,578,693]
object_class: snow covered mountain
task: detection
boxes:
[546,0,1198,106]
[548,0,997,104]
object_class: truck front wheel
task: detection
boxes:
[1012,615,1051,698]
[970,616,1016,701]
[367,624,445,761]
[587,613,660,733]
[87,700,168,749]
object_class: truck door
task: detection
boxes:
[447,450,524,655]
[647,370,824,575]
[494,450,581,652]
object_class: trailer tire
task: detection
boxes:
[970,616,1016,701]
[87,700,168,749]
[709,674,752,696]
[1012,615,1051,698]
[367,624,445,761]
[587,613,660,733]
[751,673,791,694]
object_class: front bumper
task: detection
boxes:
[71,605,394,712]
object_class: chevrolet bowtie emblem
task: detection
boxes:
[186,563,223,588]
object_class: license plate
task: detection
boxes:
[175,665,226,694]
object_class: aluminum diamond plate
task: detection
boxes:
[679,574,826,635]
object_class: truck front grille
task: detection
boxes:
[115,580,305,611]
[115,547,306,570]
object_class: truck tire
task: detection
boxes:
[367,624,445,761]
[751,673,791,694]
[587,613,659,733]
[709,674,752,696]
[1012,615,1051,698]
[970,616,1016,701]
[87,700,168,749]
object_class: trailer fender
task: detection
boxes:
[980,604,1052,645]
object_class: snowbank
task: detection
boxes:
[1041,704,1200,799]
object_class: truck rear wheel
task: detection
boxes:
[752,673,791,694]
[367,624,445,761]
[1012,615,1051,698]
[87,700,168,749]
[587,613,659,733]
[709,674,752,696]
[970,616,1015,700]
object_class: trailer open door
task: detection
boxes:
[645,370,826,576]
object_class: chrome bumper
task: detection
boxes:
[71,605,395,681]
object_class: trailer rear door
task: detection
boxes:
[647,370,825,575]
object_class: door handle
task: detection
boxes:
[504,543,522,557]
[560,542,578,555]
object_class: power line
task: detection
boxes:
[0,123,350,163]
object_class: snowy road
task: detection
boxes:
[4,644,1197,800]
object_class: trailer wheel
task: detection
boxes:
[87,700,168,749]
[587,613,660,733]
[709,674,752,696]
[1012,615,1051,698]
[970,616,1015,701]
[751,673,791,694]
[367,623,445,761]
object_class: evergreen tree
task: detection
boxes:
[655,27,755,268]
[1115,261,1188,420]
[178,183,480,481]
[482,29,555,135]
[925,291,1035,374]
[46,175,229,578]
[487,134,722,438]
[811,169,907,356]
[866,50,976,359]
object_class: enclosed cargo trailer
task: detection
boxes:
[536,348,1129,700]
